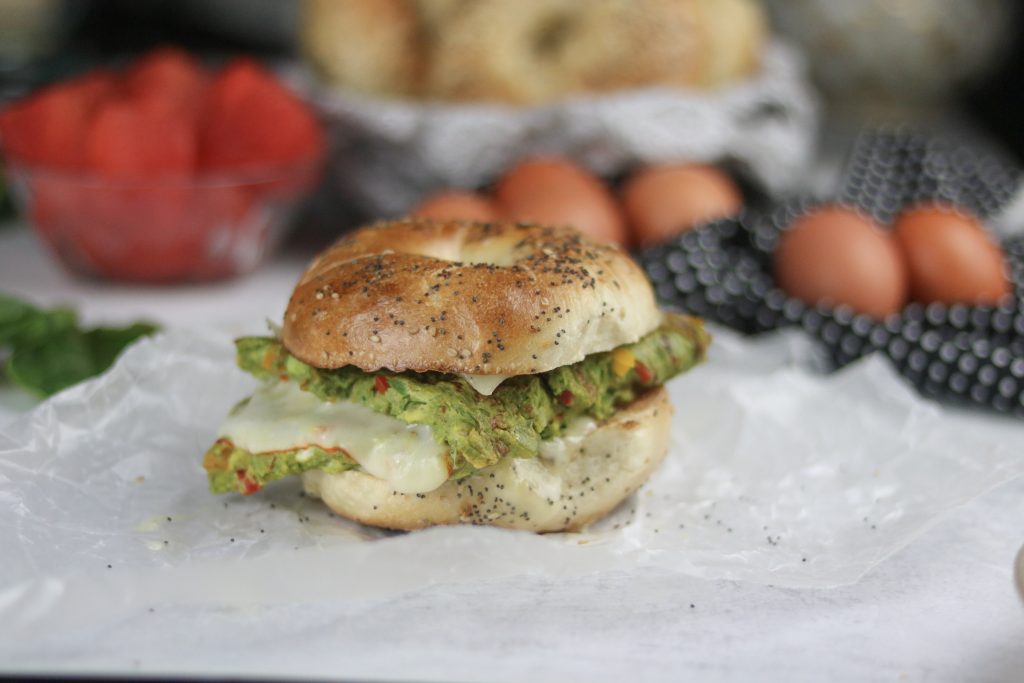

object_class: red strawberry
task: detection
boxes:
[199,58,322,169]
[85,96,196,175]
[0,72,115,167]
[123,46,207,121]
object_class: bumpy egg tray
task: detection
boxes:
[638,128,1024,416]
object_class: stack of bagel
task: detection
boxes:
[301,0,767,104]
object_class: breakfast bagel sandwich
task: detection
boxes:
[202,219,709,532]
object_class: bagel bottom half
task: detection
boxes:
[302,387,672,533]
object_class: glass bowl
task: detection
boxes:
[4,154,323,283]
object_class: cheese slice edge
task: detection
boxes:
[218,381,450,494]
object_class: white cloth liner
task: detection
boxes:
[314,42,820,217]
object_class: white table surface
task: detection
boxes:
[1,222,1022,682]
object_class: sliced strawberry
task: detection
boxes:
[29,176,89,263]
[123,46,207,121]
[84,96,196,175]
[199,58,322,169]
[70,184,202,280]
[0,71,115,167]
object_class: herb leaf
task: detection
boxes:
[85,323,160,373]
[0,294,78,347]
[7,331,96,398]
[0,293,158,398]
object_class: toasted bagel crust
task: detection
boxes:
[283,219,662,374]
[302,387,672,532]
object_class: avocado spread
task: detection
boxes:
[204,313,709,495]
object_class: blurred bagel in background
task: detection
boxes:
[300,0,426,97]
[301,0,766,104]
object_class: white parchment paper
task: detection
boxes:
[1,325,1022,647]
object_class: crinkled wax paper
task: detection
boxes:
[316,43,818,217]
[1,326,1022,643]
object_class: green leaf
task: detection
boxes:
[1,291,159,398]
[7,330,97,398]
[0,293,37,326]
[84,323,159,374]
[6,323,159,398]
[0,294,42,347]
[0,294,77,348]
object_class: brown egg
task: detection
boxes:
[774,205,908,319]
[410,190,499,222]
[622,163,743,247]
[893,203,1011,305]
[494,156,627,246]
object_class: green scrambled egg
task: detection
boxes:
[203,313,709,495]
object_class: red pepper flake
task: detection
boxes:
[559,390,574,406]
[375,375,390,395]
[236,470,261,495]
[635,362,653,383]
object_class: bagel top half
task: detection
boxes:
[283,218,662,375]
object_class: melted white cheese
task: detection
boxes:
[510,417,599,501]
[460,373,511,396]
[538,417,598,466]
[219,381,450,494]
